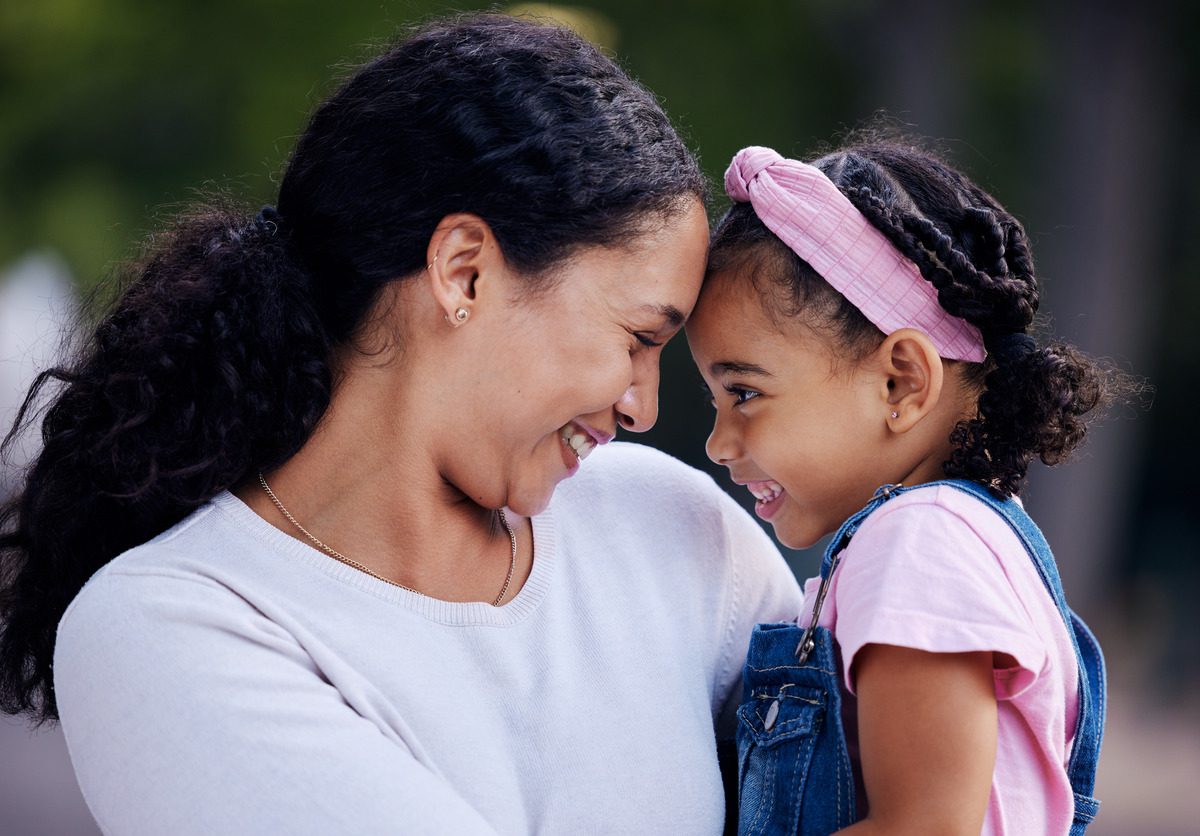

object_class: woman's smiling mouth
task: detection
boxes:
[558,421,614,471]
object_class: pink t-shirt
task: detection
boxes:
[801,484,1079,835]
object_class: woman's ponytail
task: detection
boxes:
[2,13,707,724]
[0,202,331,722]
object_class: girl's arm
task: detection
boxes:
[837,644,997,836]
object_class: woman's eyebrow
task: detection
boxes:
[711,360,773,377]
[640,304,685,328]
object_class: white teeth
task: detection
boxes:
[563,427,596,461]
[748,481,784,503]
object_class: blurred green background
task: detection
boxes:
[1,1,1196,833]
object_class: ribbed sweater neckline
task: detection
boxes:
[209,490,556,627]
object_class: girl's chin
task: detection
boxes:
[776,529,820,551]
[770,508,828,551]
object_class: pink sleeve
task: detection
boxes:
[831,497,1046,700]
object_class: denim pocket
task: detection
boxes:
[736,685,826,836]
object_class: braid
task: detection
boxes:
[710,137,1126,497]
[958,206,1008,279]
[843,185,953,293]
[820,140,1116,496]
[845,185,1031,333]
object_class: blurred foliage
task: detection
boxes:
[0,0,1081,290]
[0,0,458,286]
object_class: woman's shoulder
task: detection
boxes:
[552,441,782,557]
[550,440,799,609]
[559,441,732,512]
[57,495,269,638]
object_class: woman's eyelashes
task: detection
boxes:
[634,332,663,348]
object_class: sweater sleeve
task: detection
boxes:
[54,569,500,836]
[710,487,804,730]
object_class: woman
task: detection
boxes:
[0,14,800,834]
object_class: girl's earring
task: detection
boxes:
[890,411,899,419]
[447,307,469,326]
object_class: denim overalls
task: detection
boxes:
[735,480,1106,835]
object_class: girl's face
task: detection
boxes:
[442,200,710,517]
[686,271,892,549]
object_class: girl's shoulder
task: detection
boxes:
[853,481,1031,561]
[831,481,1067,696]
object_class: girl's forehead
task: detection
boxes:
[689,276,789,356]
[689,270,842,371]
[691,275,760,333]
[692,270,797,341]
[695,268,763,313]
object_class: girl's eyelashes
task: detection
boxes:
[698,378,760,407]
[726,385,760,406]
[634,332,663,348]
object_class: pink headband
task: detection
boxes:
[724,146,986,362]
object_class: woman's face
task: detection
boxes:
[444,200,710,516]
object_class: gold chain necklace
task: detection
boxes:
[257,472,517,607]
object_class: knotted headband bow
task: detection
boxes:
[724,146,986,362]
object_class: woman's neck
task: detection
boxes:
[234,362,532,604]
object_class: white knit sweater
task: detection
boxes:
[55,442,802,835]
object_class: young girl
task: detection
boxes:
[688,142,1116,835]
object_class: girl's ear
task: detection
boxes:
[875,328,944,434]
[423,213,500,325]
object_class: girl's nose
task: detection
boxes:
[705,412,738,464]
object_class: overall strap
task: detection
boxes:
[818,484,906,579]
[795,484,904,663]
[933,479,1106,823]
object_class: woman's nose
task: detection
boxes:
[615,362,660,433]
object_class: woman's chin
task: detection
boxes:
[503,477,559,518]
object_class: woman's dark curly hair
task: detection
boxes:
[709,137,1121,498]
[0,13,704,724]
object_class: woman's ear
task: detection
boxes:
[423,214,498,325]
[875,328,944,433]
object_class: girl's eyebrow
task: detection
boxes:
[711,360,773,377]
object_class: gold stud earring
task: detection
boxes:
[454,307,469,323]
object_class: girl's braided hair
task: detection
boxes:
[709,138,1122,497]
